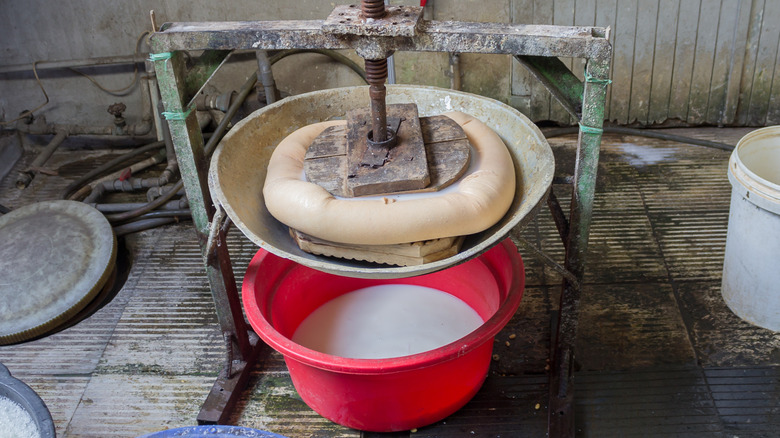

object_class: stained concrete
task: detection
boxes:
[1,126,780,436]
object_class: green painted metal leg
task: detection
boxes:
[153,51,262,424]
[548,56,611,438]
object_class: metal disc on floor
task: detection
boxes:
[0,200,116,345]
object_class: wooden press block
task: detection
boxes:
[290,229,465,266]
[303,113,471,198]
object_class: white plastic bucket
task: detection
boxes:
[722,126,780,331]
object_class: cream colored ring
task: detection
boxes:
[263,111,516,245]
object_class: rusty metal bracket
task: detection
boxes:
[184,50,233,109]
[205,204,226,265]
[546,191,570,249]
[323,4,424,37]
[515,55,584,120]
[198,330,267,425]
[514,235,579,289]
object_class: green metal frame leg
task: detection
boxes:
[547,56,611,438]
[153,51,264,424]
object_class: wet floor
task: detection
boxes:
[1,127,779,437]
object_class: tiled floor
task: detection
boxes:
[1,126,779,437]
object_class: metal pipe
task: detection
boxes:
[60,140,165,199]
[107,72,256,223]
[135,209,191,219]
[6,69,154,137]
[113,217,175,236]
[0,54,145,75]
[131,70,155,136]
[145,59,165,141]
[386,55,396,85]
[104,181,182,223]
[546,191,570,247]
[147,185,186,201]
[158,93,180,185]
[15,129,68,188]
[204,73,257,157]
[385,0,396,85]
[255,51,277,105]
[449,52,461,91]
[82,149,168,203]
[268,49,368,83]
[93,199,187,212]
[543,126,735,151]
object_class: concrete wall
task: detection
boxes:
[1,0,779,129]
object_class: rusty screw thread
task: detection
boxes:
[365,58,388,143]
[361,0,386,19]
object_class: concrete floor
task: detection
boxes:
[1,126,779,437]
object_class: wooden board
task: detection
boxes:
[303,124,349,196]
[290,229,464,266]
[419,115,471,192]
[346,103,430,197]
[304,113,470,198]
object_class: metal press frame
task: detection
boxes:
[150,8,611,437]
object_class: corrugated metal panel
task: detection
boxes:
[511,0,780,126]
[1,0,778,126]
[738,0,780,125]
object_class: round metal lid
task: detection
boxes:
[0,200,116,344]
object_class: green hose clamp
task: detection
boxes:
[149,52,173,62]
[149,52,173,72]
[578,123,604,135]
[584,69,612,86]
[162,106,193,121]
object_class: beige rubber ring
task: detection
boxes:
[263,111,516,245]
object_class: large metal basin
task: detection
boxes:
[209,85,553,278]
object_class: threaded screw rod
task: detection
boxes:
[361,0,386,19]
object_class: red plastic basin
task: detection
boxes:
[242,239,525,432]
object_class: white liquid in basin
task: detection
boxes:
[292,284,484,359]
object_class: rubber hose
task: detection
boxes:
[269,49,369,84]
[204,72,257,157]
[107,72,258,223]
[61,141,165,200]
[543,126,734,151]
[94,200,186,212]
[134,209,191,220]
[104,180,183,223]
[113,218,176,236]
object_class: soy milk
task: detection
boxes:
[292,284,484,359]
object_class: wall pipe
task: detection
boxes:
[104,72,257,223]
[449,52,461,91]
[60,140,165,199]
[543,126,735,151]
[6,70,155,137]
[255,51,278,104]
[92,198,188,213]
[15,129,68,188]
[0,54,145,75]
[81,149,167,203]
[113,217,176,236]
